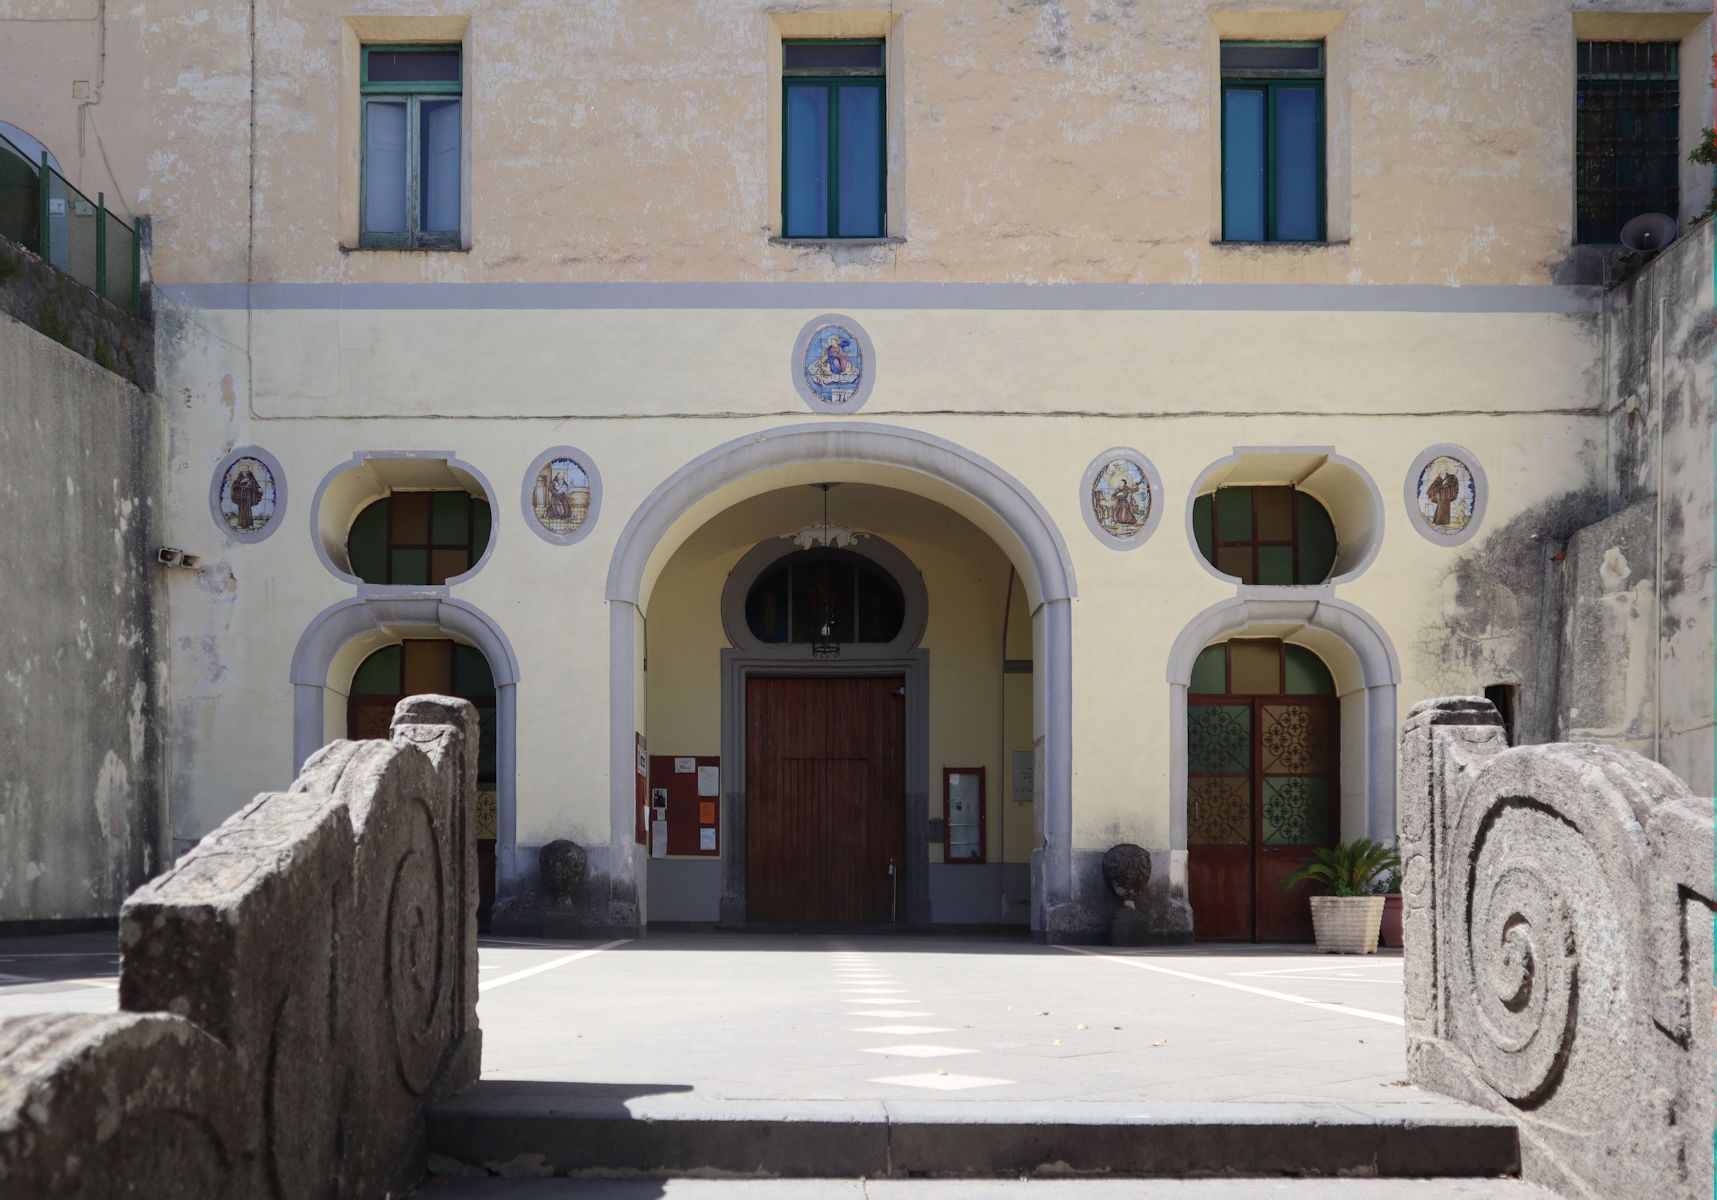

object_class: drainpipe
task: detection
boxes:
[1652,295,1667,763]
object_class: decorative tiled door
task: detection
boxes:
[1187,639,1339,942]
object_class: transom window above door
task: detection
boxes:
[744,549,904,645]
[361,44,462,249]
[782,40,885,238]
[347,490,491,585]
[1192,485,1337,586]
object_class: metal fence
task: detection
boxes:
[0,131,141,315]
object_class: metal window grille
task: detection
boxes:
[1576,41,1680,245]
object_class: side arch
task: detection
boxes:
[1164,596,1401,908]
[290,596,521,894]
[605,422,1079,935]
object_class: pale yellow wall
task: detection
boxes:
[1,1,1711,288]
[645,484,1029,865]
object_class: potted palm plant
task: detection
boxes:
[1376,868,1404,949]
[1281,839,1401,954]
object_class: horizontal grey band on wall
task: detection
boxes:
[155,281,1602,315]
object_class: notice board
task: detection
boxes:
[647,755,720,856]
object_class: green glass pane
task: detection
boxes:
[1258,546,1294,585]
[1296,492,1337,583]
[391,548,429,585]
[348,499,389,584]
[1283,645,1335,695]
[351,644,401,694]
[1190,645,1226,694]
[470,499,492,561]
[1216,487,1252,539]
[454,643,494,695]
[1262,776,1331,845]
[431,490,470,545]
[1192,494,1214,565]
[1188,704,1251,774]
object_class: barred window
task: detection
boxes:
[1576,41,1679,245]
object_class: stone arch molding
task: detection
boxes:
[606,422,1081,934]
[289,596,522,894]
[1163,596,1402,900]
[308,451,501,588]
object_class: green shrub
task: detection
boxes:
[1280,839,1401,898]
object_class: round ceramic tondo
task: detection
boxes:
[210,446,286,543]
[791,313,876,414]
[1081,449,1164,550]
[1404,444,1487,546]
[521,446,603,546]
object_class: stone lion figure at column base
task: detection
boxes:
[1399,696,1714,1200]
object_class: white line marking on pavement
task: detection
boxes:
[479,940,630,992]
[1229,964,1399,978]
[852,1025,954,1035]
[861,1043,976,1058]
[869,1073,1011,1091]
[1054,946,1405,1026]
[850,1009,933,1018]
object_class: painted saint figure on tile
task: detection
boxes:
[1415,455,1476,536]
[803,324,863,406]
[219,456,276,534]
[1090,458,1151,540]
[531,456,591,536]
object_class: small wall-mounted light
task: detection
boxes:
[156,547,201,569]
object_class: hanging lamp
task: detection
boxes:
[811,483,841,658]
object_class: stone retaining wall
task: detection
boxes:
[1400,696,1715,1200]
[0,696,482,1199]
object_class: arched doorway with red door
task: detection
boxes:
[1186,637,1339,942]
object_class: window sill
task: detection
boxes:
[1210,239,1350,250]
[340,242,470,254]
[769,236,905,247]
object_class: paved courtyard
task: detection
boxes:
[0,930,1424,1105]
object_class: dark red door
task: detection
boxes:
[1188,640,1339,942]
[746,675,905,924]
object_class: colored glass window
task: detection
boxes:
[1194,485,1338,585]
[1221,42,1324,243]
[347,639,497,816]
[1576,41,1680,245]
[348,491,491,586]
[361,44,462,249]
[745,550,905,646]
[783,41,885,238]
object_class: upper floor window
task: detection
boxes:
[347,490,490,585]
[745,549,904,645]
[1192,485,1337,585]
[782,40,885,238]
[1220,41,1324,243]
[1576,41,1679,244]
[361,44,462,249]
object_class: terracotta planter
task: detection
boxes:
[1379,892,1403,948]
[1308,894,1385,954]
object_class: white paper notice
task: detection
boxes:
[650,821,668,858]
[697,765,720,797]
[699,827,717,851]
[674,756,696,773]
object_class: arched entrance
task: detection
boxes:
[1166,596,1400,942]
[290,597,521,904]
[1187,637,1339,942]
[606,424,1077,935]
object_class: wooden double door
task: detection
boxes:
[1187,640,1340,942]
[745,675,905,925]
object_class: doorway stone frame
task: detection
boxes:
[606,422,1078,936]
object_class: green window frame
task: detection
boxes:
[360,43,463,250]
[1220,41,1326,243]
[782,39,886,239]
[1575,41,1680,245]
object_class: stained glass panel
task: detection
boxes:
[1189,705,1250,774]
[1189,775,1250,844]
[1262,776,1330,845]
[1260,704,1330,774]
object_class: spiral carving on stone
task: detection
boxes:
[384,795,448,1095]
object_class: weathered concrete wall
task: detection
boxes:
[0,234,153,391]
[0,314,163,927]
[0,696,482,1199]
[1399,697,1715,1200]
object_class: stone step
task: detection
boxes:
[426,1085,1520,1182]
[420,1180,1557,1199]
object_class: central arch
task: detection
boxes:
[605,423,1078,934]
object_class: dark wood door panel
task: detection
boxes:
[746,675,904,924]
[1188,845,1252,941]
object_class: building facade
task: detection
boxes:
[1,1,1711,939]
